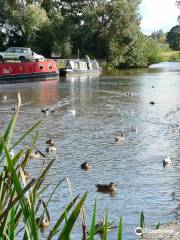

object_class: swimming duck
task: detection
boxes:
[50,108,55,113]
[36,200,50,228]
[131,125,138,133]
[68,109,76,116]
[46,143,56,153]
[46,139,55,146]
[163,156,172,165]
[11,106,17,111]
[149,101,155,105]
[96,182,117,193]
[81,162,91,171]
[29,150,41,159]
[115,132,124,142]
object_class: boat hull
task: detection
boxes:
[0,71,59,84]
[0,60,59,84]
[59,68,101,77]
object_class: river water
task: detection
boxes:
[0,62,180,239]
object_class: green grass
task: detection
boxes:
[160,50,180,62]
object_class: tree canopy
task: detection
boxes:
[0,0,162,67]
[167,25,180,50]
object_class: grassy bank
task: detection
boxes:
[160,50,180,62]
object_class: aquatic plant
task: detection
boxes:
[0,93,87,239]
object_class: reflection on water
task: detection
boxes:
[0,63,180,239]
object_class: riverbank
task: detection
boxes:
[160,50,180,62]
[142,220,180,240]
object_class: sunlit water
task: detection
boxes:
[0,62,180,239]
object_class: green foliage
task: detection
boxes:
[160,50,180,61]
[140,211,145,229]
[0,93,87,239]
[167,25,180,51]
[118,217,123,240]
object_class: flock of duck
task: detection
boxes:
[1,89,173,228]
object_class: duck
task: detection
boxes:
[36,200,50,228]
[115,132,124,142]
[11,105,17,111]
[131,125,138,133]
[41,108,49,116]
[149,101,155,105]
[46,143,56,153]
[46,139,55,146]
[95,182,117,193]
[29,150,41,159]
[163,156,172,165]
[81,162,91,171]
[68,109,76,116]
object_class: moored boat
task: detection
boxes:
[59,55,101,76]
[0,59,59,84]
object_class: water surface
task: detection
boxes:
[0,62,180,239]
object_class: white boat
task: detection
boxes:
[59,55,101,76]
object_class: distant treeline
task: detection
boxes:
[0,1,178,67]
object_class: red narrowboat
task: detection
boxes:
[0,59,59,83]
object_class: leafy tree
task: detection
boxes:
[73,0,141,65]
[167,25,180,50]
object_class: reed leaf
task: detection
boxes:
[1,138,38,240]
[58,192,87,240]
[155,222,160,229]
[89,199,97,240]
[9,207,15,239]
[140,211,145,229]
[102,210,108,240]
[118,216,123,240]
[48,194,80,239]
[7,92,21,149]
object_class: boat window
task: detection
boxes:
[48,64,52,69]
[39,65,44,70]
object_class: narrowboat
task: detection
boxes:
[0,59,59,84]
[59,55,101,76]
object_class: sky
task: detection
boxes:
[140,0,180,35]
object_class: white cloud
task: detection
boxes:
[140,0,180,34]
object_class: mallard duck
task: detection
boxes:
[149,101,155,105]
[131,125,137,133]
[29,150,40,159]
[115,132,124,142]
[81,162,91,171]
[46,139,55,146]
[46,143,56,153]
[96,182,117,193]
[163,156,172,165]
[36,200,50,228]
